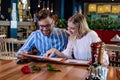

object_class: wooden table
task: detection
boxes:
[0,60,120,80]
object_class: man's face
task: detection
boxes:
[38,17,53,36]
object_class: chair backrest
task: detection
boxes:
[0,38,17,60]
[0,34,6,38]
[105,44,120,70]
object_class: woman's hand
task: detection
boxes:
[44,48,57,58]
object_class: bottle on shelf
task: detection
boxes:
[18,0,23,21]
[26,9,32,22]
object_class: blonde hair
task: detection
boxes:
[68,13,91,36]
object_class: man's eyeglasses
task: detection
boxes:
[39,21,53,28]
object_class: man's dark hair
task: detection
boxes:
[37,9,52,21]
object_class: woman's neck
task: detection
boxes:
[76,34,83,39]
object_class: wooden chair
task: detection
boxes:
[0,34,6,38]
[0,38,17,60]
[105,44,120,70]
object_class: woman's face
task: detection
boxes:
[67,22,78,36]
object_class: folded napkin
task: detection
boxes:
[111,34,120,41]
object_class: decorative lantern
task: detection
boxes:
[103,5,111,13]
[97,5,104,13]
[112,5,119,13]
[89,4,96,12]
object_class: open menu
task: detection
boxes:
[21,54,91,66]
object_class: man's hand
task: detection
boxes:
[18,51,29,59]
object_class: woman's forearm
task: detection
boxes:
[55,49,66,58]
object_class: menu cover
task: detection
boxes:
[21,54,91,66]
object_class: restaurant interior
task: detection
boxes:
[0,0,120,80]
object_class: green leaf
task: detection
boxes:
[56,18,67,29]
[30,66,41,71]
[47,64,61,72]
[48,69,61,72]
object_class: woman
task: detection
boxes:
[44,13,109,65]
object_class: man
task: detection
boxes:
[16,9,68,59]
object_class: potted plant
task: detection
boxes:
[100,17,117,30]
[87,16,119,44]
[56,18,67,29]
[87,17,117,30]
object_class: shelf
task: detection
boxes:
[0,21,10,26]
[0,21,35,26]
[18,21,35,26]
[0,21,36,38]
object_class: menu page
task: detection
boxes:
[48,58,63,61]
[64,59,91,64]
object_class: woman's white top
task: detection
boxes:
[62,30,109,64]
